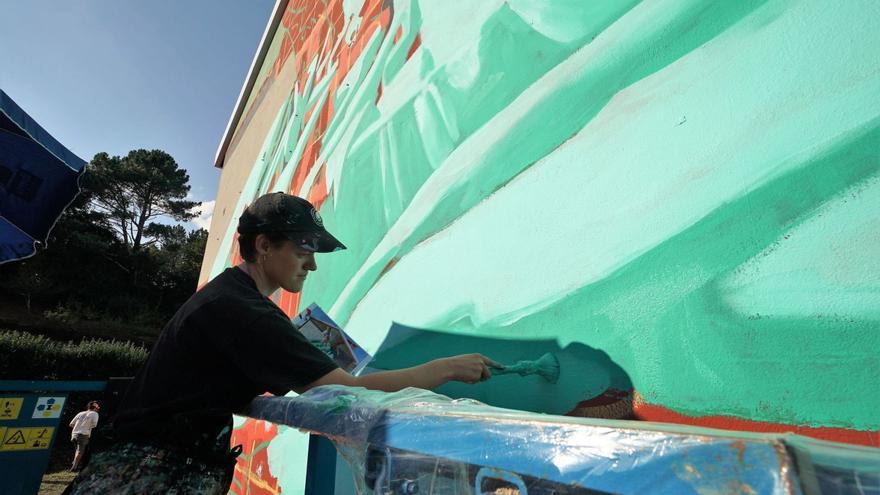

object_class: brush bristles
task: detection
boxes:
[535,352,560,384]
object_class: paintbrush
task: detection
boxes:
[490,352,560,384]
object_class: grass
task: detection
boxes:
[40,468,77,495]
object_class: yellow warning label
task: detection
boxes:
[0,398,23,420]
[0,426,55,451]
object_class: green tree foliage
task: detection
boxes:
[87,150,199,250]
[0,149,208,338]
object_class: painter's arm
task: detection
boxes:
[296,354,499,393]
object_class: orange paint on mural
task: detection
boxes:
[306,164,328,210]
[379,257,398,277]
[289,129,319,195]
[277,290,302,318]
[262,0,394,205]
[267,168,279,193]
[633,394,879,447]
[227,231,244,267]
[232,464,280,495]
[406,34,421,61]
[231,418,281,495]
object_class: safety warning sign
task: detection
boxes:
[0,426,55,451]
[32,396,65,419]
[0,398,23,420]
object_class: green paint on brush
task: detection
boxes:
[492,352,560,384]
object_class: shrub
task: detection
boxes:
[0,330,147,380]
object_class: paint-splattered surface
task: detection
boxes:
[202,0,880,492]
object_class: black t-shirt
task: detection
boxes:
[112,267,338,450]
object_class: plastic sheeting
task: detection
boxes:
[244,386,880,495]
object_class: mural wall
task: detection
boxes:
[201,0,880,493]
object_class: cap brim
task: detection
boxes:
[315,230,346,253]
[288,230,346,253]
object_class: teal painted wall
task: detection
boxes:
[207,0,880,492]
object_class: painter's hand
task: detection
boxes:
[432,354,501,384]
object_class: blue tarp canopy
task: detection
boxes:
[0,89,86,264]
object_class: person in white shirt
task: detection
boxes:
[69,401,100,471]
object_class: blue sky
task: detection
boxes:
[0,1,275,229]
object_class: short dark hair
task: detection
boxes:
[87,401,99,410]
[237,231,292,263]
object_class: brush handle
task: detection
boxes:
[491,361,538,377]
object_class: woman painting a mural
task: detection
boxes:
[64,192,499,494]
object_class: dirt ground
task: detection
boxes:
[39,470,76,495]
[35,430,79,494]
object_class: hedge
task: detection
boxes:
[0,330,147,380]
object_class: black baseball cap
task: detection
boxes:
[237,192,346,253]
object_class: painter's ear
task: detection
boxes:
[255,233,271,256]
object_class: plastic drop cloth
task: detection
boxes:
[244,386,880,495]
